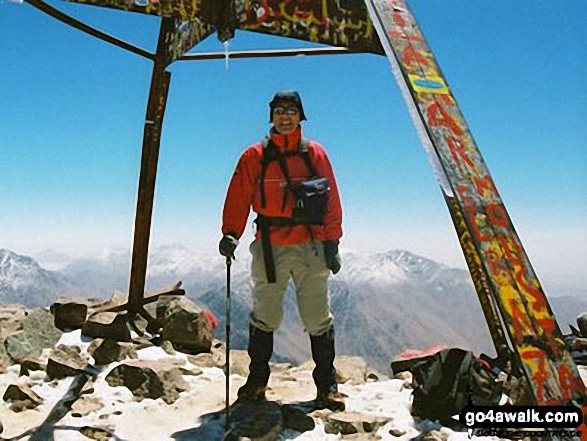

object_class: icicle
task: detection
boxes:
[223,40,230,71]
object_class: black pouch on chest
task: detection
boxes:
[291,176,329,224]
[260,137,329,225]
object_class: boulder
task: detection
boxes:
[281,404,315,433]
[46,344,90,380]
[3,309,63,363]
[335,356,369,384]
[50,298,89,331]
[89,339,137,365]
[104,360,190,404]
[2,384,44,411]
[155,297,213,354]
[82,311,131,342]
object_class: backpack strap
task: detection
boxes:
[260,137,316,209]
[298,138,318,177]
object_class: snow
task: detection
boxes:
[0,330,506,441]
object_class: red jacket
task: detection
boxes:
[222,126,343,245]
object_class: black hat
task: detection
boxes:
[269,90,307,122]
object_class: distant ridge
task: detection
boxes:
[1,247,585,373]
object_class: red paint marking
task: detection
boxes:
[472,173,499,199]
[445,135,476,170]
[426,101,463,136]
[487,203,509,228]
[515,271,548,311]
[402,45,430,68]
[392,10,406,28]
[523,349,548,403]
[556,362,585,401]
[388,30,423,42]
[580,404,587,441]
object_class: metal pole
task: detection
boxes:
[178,47,356,61]
[128,19,174,313]
[225,257,232,431]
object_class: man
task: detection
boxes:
[219,90,344,411]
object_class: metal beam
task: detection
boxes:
[127,19,175,314]
[25,0,154,60]
[179,47,361,61]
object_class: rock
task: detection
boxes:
[335,356,369,384]
[155,297,213,354]
[4,309,63,363]
[50,298,89,331]
[229,350,251,377]
[71,396,104,417]
[420,430,447,441]
[393,371,412,382]
[299,355,370,385]
[0,345,10,374]
[325,411,391,436]
[178,366,203,377]
[79,426,115,441]
[104,360,190,404]
[89,339,137,365]
[46,344,90,380]
[0,305,28,337]
[0,305,29,372]
[19,358,45,376]
[365,367,390,382]
[187,352,215,368]
[89,291,126,313]
[389,428,407,437]
[225,400,282,441]
[281,404,315,433]
[325,413,358,435]
[82,311,131,342]
[2,384,44,411]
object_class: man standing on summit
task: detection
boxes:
[219,90,345,410]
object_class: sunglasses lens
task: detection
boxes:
[274,106,299,115]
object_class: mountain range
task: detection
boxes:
[1,247,585,374]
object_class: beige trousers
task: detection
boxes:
[249,239,333,336]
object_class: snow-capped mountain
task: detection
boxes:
[0,249,79,307]
[1,247,585,374]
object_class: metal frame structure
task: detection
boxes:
[22,0,586,414]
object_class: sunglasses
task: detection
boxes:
[273,106,300,115]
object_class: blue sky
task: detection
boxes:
[1,1,585,296]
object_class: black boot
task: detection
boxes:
[310,327,345,412]
[238,324,273,401]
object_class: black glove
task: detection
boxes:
[219,234,239,259]
[323,240,341,275]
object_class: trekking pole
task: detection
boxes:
[225,256,232,432]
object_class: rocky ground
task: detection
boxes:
[0,300,585,441]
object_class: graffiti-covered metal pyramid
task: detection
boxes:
[25,0,587,413]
